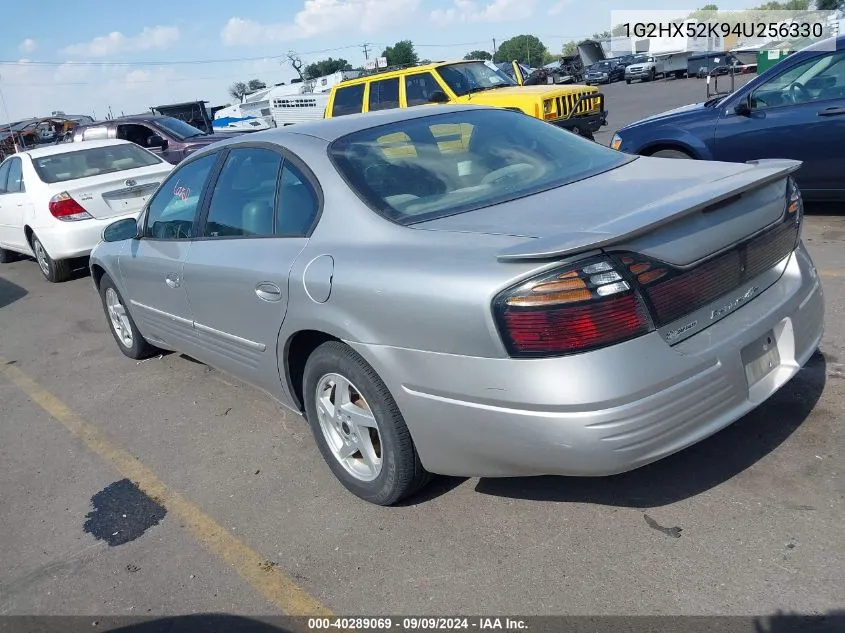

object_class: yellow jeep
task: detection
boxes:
[324,60,607,139]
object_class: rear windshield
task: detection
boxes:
[32,144,163,184]
[329,109,630,225]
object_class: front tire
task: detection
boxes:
[99,274,157,360]
[625,78,631,84]
[303,341,431,505]
[31,234,70,283]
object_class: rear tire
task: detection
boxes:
[98,274,158,360]
[650,149,693,159]
[303,341,431,505]
[31,234,70,283]
[625,78,631,84]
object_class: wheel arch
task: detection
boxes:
[282,329,343,413]
[637,140,701,159]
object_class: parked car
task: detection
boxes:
[325,60,607,139]
[625,54,689,83]
[611,35,845,198]
[0,139,172,281]
[585,61,625,85]
[89,105,823,505]
[72,115,235,165]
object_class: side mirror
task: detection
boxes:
[734,96,752,116]
[428,90,450,104]
[102,217,140,243]
[147,134,167,149]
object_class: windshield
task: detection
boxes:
[632,55,652,64]
[32,143,163,183]
[155,116,206,140]
[436,61,515,97]
[329,109,630,225]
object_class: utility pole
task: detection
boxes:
[492,38,497,57]
[362,43,371,60]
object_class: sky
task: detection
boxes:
[0,0,756,121]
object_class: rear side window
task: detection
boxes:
[404,73,443,106]
[276,163,319,237]
[368,78,400,112]
[6,158,24,193]
[331,84,365,117]
[32,144,163,184]
[204,148,282,238]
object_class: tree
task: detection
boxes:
[700,3,719,9]
[814,0,843,8]
[304,57,352,79]
[247,79,266,92]
[591,31,612,40]
[464,49,492,60]
[493,34,548,66]
[381,40,418,66]
[562,41,579,56]
[228,81,248,101]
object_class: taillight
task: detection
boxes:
[494,255,652,357]
[48,192,92,221]
[786,175,803,238]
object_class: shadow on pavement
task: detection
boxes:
[107,614,292,632]
[0,276,27,309]
[474,350,827,508]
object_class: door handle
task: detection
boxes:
[818,107,845,116]
[165,273,181,288]
[255,282,282,302]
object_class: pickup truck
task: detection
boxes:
[625,53,690,83]
[71,115,236,165]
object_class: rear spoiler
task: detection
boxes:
[496,158,801,262]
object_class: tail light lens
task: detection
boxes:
[495,177,803,357]
[494,256,652,357]
[48,192,92,222]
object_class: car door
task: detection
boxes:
[1,157,32,251]
[0,160,12,248]
[714,50,845,195]
[181,146,320,393]
[119,152,220,352]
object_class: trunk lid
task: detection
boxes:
[411,156,800,266]
[56,163,172,220]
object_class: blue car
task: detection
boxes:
[610,35,845,199]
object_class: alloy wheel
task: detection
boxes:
[105,287,134,348]
[315,373,383,482]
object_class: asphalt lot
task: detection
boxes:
[1,77,843,620]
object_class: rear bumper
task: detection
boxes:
[34,212,140,260]
[350,242,824,478]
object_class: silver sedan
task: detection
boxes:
[89,105,824,505]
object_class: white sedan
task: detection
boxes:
[0,139,173,282]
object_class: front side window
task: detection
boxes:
[752,51,845,109]
[144,153,217,239]
[6,158,23,193]
[368,78,400,112]
[204,148,282,238]
[32,144,163,184]
[404,73,444,106]
[329,108,630,225]
[435,61,514,97]
[0,161,10,193]
[331,84,365,117]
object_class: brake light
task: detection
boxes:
[48,192,92,221]
[494,256,652,357]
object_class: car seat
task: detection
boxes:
[241,200,274,236]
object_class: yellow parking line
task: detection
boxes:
[0,359,332,617]
[818,269,845,278]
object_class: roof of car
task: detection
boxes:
[24,138,136,158]
[259,103,493,143]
